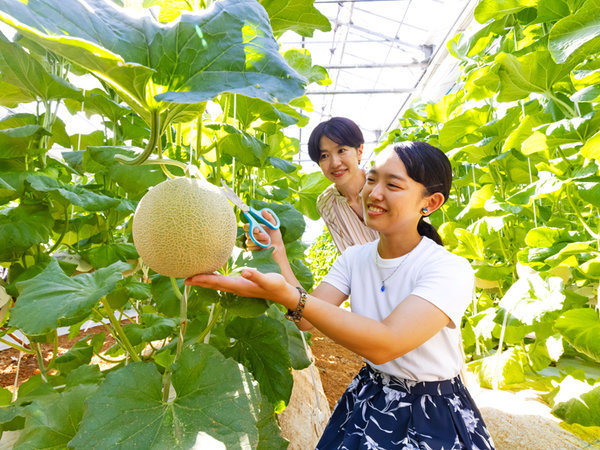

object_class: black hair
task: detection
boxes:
[307,117,364,163]
[392,141,452,246]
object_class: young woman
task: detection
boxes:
[187,142,495,449]
[309,117,378,253]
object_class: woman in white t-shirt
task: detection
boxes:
[187,141,495,449]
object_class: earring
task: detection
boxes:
[421,208,428,215]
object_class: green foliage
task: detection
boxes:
[0,0,329,446]
[384,0,600,437]
[306,229,338,287]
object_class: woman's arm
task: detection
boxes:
[186,268,450,364]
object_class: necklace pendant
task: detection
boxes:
[380,285,385,292]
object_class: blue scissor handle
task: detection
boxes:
[245,207,280,248]
[248,207,280,229]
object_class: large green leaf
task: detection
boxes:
[495,50,573,101]
[0,0,305,121]
[283,48,331,85]
[13,385,98,449]
[10,259,129,336]
[224,316,293,413]
[266,304,311,370]
[0,124,50,159]
[550,376,600,426]
[554,308,600,362]
[123,313,178,346]
[548,0,600,64]
[70,345,260,449]
[438,107,490,149]
[26,174,121,211]
[474,0,538,22]
[219,125,269,167]
[498,273,565,326]
[258,0,331,37]
[0,31,82,102]
[0,204,54,261]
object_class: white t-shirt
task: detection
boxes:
[322,236,474,381]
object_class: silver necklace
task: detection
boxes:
[375,249,410,293]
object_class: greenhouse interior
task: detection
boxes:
[0,0,599,448]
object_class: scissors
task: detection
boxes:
[220,180,281,248]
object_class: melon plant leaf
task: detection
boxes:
[472,347,527,389]
[283,48,331,85]
[258,0,331,37]
[82,243,139,269]
[55,335,96,374]
[294,171,331,220]
[498,273,565,326]
[0,204,54,261]
[549,376,600,426]
[10,259,129,336]
[0,80,35,107]
[224,316,293,413]
[571,85,600,103]
[474,0,538,23]
[575,181,600,207]
[26,174,121,211]
[554,308,600,362]
[581,130,600,160]
[233,95,302,130]
[123,313,178,346]
[438,107,490,149]
[13,385,97,449]
[0,0,305,120]
[495,51,573,101]
[64,89,131,124]
[0,31,82,102]
[0,124,50,159]
[548,0,600,64]
[219,126,269,167]
[255,396,289,449]
[86,146,169,198]
[266,304,311,370]
[71,345,260,449]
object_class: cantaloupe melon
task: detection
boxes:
[132,177,237,278]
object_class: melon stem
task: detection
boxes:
[101,299,141,362]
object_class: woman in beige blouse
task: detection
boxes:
[308,117,378,252]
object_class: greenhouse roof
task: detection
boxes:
[280,0,479,165]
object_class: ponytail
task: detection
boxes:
[391,141,452,247]
[417,217,443,246]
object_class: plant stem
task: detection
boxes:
[170,277,183,300]
[0,337,34,354]
[114,109,160,165]
[175,285,190,360]
[197,303,223,344]
[162,284,190,403]
[101,299,141,362]
[35,343,49,383]
[566,184,599,239]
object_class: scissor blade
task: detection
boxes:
[220,180,249,211]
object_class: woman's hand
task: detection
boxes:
[185,268,298,309]
[244,210,286,261]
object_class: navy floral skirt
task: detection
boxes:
[316,365,495,449]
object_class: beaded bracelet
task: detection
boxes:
[285,286,308,323]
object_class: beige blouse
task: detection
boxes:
[316,183,379,253]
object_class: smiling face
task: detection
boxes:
[318,136,364,187]
[361,147,433,235]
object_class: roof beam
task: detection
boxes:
[306,88,414,94]
[323,61,428,69]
